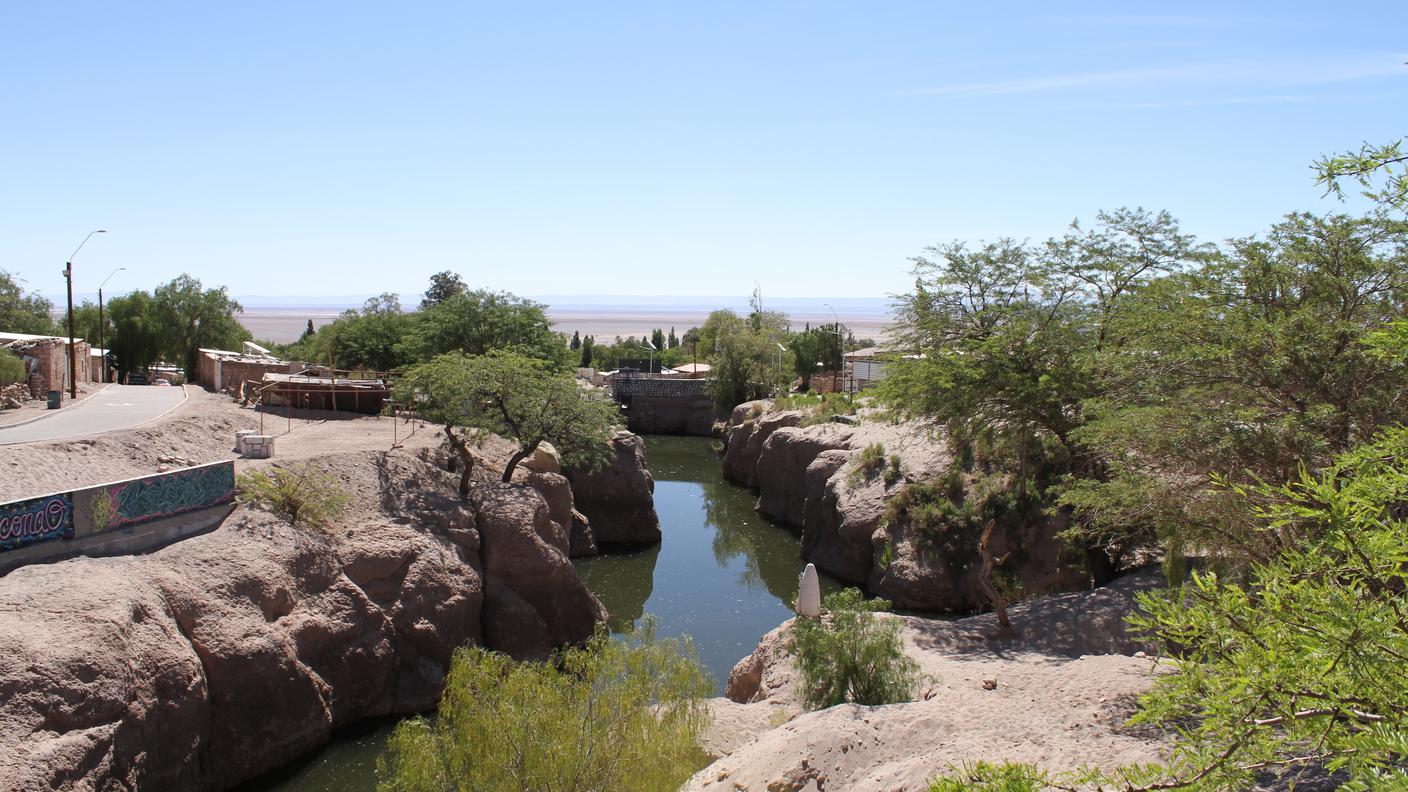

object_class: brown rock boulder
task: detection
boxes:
[565,431,661,546]
[0,446,610,791]
[474,482,607,647]
[569,509,599,557]
[0,505,487,791]
[515,469,575,557]
[722,409,801,487]
[755,426,855,527]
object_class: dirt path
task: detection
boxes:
[0,388,441,501]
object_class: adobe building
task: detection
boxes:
[0,332,94,395]
[195,343,301,394]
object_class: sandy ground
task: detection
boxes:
[0,387,441,501]
[688,572,1175,791]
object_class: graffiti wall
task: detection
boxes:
[83,463,236,535]
[0,493,74,551]
[0,461,235,554]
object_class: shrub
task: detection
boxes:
[848,442,888,485]
[882,454,904,486]
[771,392,854,427]
[0,350,23,386]
[236,463,349,528]
[929,762,1050,792]
[786,587,922,710]
[377,620,711,792]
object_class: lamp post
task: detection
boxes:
[642,340,657,374]
[64,230,106,399]
[97,266,126,383]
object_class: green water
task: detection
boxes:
[258,434,834,791]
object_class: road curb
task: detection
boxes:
[0,385,188,445]
[0,384,114,431]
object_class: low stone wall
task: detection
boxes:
[0,461,236,575]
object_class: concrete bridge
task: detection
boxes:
[609,373,714,436]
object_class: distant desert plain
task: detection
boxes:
[234,296,895,345]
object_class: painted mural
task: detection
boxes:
[101,463,236,532]
[0,461,235,554]
[0,494,74,551]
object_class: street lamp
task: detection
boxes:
[642,340,657,374]
[97,266,126,383]
[63,230,106,399]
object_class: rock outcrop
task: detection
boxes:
[722,402,1086,612]
[693,571,1168,791]
[0,447,609,791]
[721,406,800,488]
[565,431,661,546]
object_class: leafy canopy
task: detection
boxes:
[0,269,56,335]
[1122,427,1408,790]
[152,274,251,375]
[395,350,619,482]
[1061,212,1408,565]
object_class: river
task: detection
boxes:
[255,434,837,791]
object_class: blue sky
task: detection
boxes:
[2,2,1404,302]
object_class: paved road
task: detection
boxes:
[0,385,187,445]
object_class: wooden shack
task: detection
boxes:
[259,372,389,414]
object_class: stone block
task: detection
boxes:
[240,435,275,459]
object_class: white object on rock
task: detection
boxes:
[797,563,822,618]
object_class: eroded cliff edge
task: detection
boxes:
[0,433,656,791]
[722,401,1087,611]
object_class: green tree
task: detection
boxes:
[569,329,581,351]
[409,289,563,366]
[316,293,412,371]
[420,270,467,309]
[105,291,163,379]
[1120,427,1408,790]
[299,319,315,342]
[580,335,594,368]
[668,326,679,348]
[69,300,108,352]
[378,620,711,792]
[787,588,922,709]
[651,327,666,352]
[1315,134,1407,212]
[151,275,251,376]
[789,323,841,389]
[0,269,56,334]
[1063,212,1408,565]
[701,308,791,411]
[395,350,619,492]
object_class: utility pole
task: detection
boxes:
[64,262,76,399]
[64,230,106,399]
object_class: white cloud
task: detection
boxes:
[911,53,1407,98]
